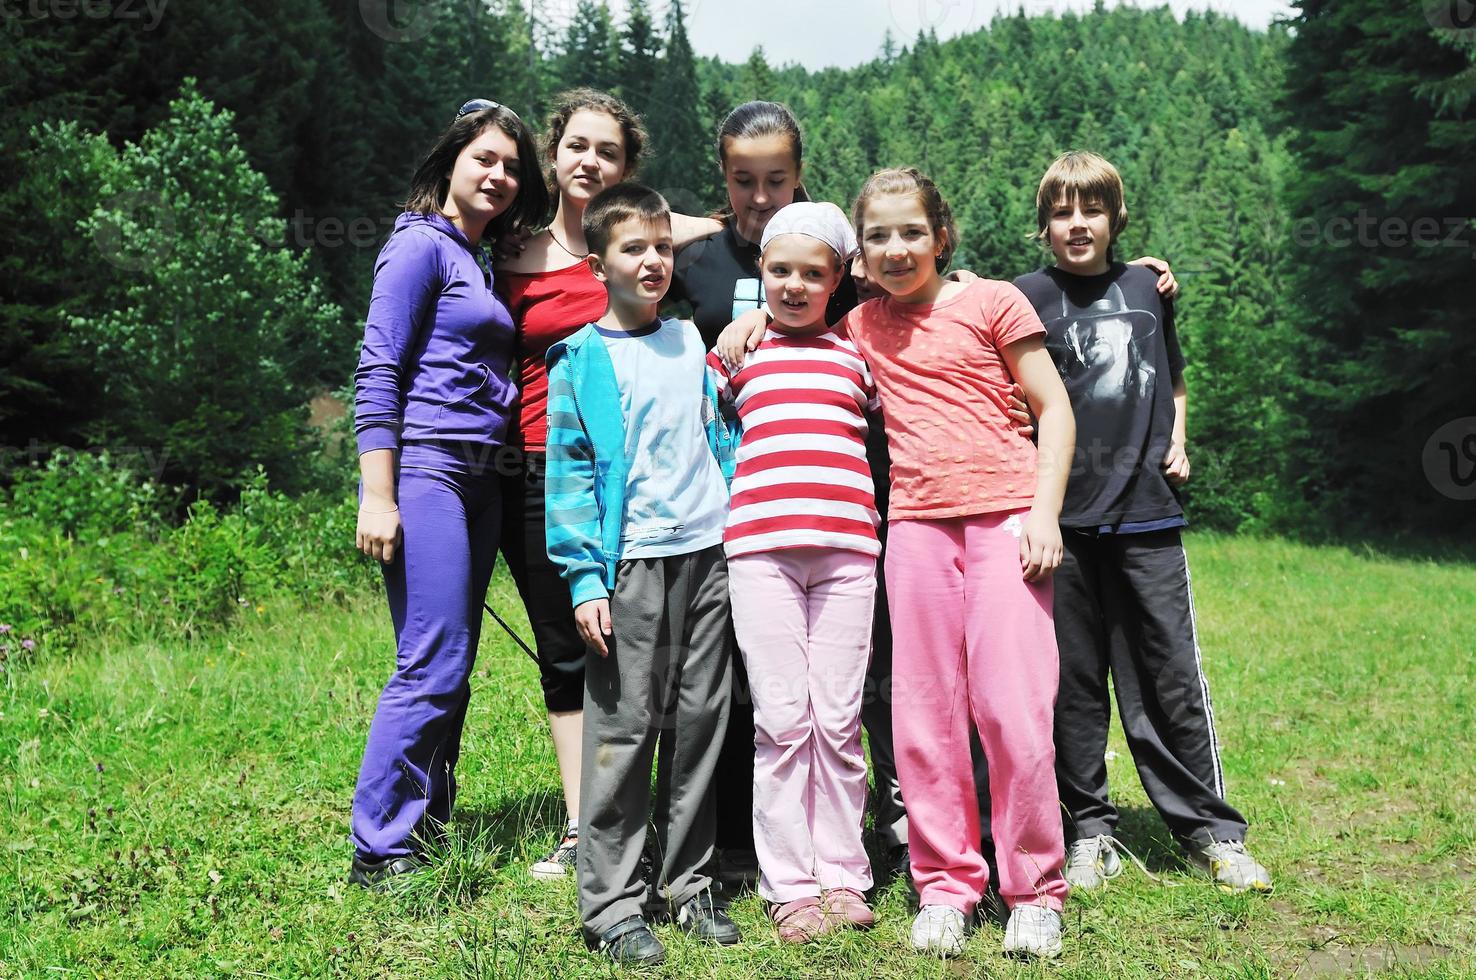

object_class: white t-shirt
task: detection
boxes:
[596,317,729,559]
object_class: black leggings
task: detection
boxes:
[500,448,588,714]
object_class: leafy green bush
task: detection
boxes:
[32,79,353,499]
[0,452,375,667]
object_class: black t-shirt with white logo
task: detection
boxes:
[1013,263,1186,529]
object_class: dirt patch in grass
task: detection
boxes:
[1284,941,1450,977]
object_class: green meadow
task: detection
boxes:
[2,533,1473,978]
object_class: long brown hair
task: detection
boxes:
[852,167,959,272]
[543,88,649,180]
[403,105,551,241]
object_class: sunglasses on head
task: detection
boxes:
[456,99,519,122]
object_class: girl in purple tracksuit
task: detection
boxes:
[347,99,550,887]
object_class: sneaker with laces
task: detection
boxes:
[909,904,967,958]
[1064,834,1123,891]
[671,892,742,944]
[530,833,578,880]
[1184,839,1273,893]
[1002,904,1063,959]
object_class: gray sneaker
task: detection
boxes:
[1003,904,1063,959]
[1064,834,1123,891]
[1185,839,1272,893]
[530,833,578,880]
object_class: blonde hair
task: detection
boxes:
[1034,150,1129,246]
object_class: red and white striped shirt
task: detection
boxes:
[707,329,881,559]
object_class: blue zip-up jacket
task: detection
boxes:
[544,319,737,608]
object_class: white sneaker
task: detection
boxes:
[909,904,967,958]
[1002,904,1063,959]
[1185,839,1273,893]
[530,833,578,880]
[1064,834,1123,891]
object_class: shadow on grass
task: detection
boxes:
[1231,526,1476,567]
[1112,804,1189,873]
[451,786,568,867]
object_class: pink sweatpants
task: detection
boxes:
[728,548,877,903]
[886,511,1069,913]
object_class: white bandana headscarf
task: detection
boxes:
[759,201,858,261]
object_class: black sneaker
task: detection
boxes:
[593,915,666,966]
[347,853,422,890]
[670,892,741,945]
[887,843,912,881]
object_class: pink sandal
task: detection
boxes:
[823,887,876,929]
[770,896,836,943]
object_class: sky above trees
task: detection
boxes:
[677,0,1294,68]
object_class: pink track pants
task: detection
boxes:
[886,511,1068,913]
[728,547,877,903]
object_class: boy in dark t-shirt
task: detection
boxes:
[1014,151,1272,895]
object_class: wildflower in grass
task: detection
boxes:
[21,639,36,651]
[0,624,11,634]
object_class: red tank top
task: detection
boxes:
[499,261,608,451]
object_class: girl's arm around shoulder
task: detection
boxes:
[671,212,725,252]
[1001,332,1075,584]
[714,308,770,368]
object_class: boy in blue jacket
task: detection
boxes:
[545,183,739,966]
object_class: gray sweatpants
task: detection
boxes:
[1053,527,1248,846]
[578,544,733,941]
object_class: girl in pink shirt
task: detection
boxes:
[842,168,1076,961]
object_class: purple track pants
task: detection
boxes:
[351,453,502,859]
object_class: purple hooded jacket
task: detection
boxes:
[354,212,519,455]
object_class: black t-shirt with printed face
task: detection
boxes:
[1013,263,1186,528]
[669,221,858,350]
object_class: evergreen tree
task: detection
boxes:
[743,46,775,101]
[1280,0,1476,533]
[556,0,620,93]
[35,83,348,496]
[618,0,661,120]
[645,0,712,209]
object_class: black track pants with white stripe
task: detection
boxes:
[1052,527,1249,847]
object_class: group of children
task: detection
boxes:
[342,87,1270,965]
[539,151,1271,966]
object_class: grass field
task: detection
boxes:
[3,533,1474,978]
